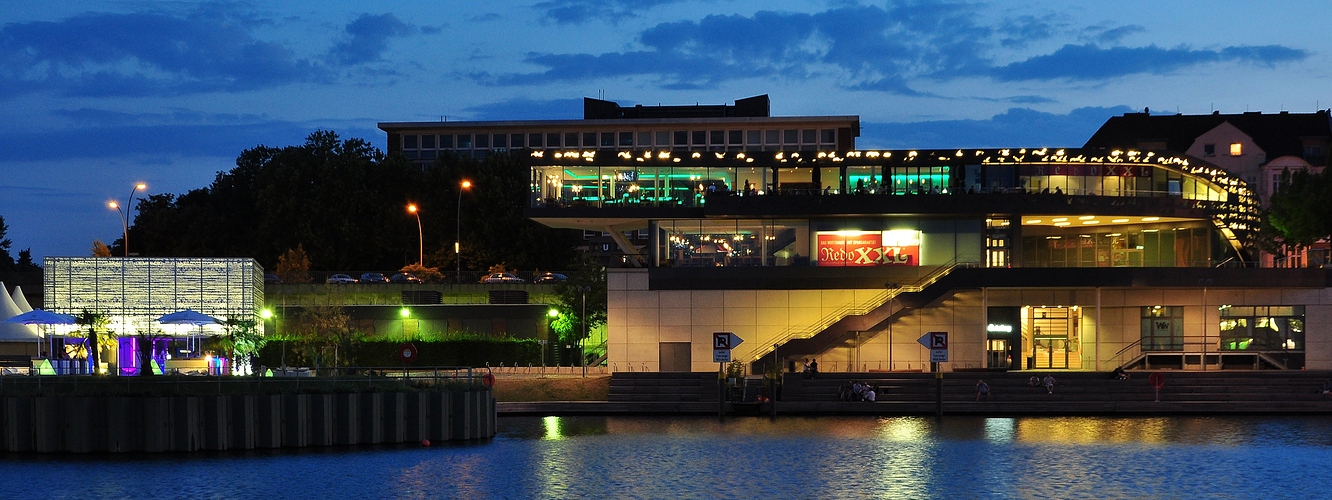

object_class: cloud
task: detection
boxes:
[328,13,414,65]
[534,0,686,24]
[486,3,993,94]
[990,43,1308,81]
[1080,23,1145,45]
[999,14,1062,48]
[860,105,1133,149]
[0,10,324,97]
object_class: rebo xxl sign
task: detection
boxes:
[816,230,921,266]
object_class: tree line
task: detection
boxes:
[121,130,581,274]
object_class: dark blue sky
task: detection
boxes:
[1,1,1326,259]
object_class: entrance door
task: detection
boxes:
[1028,307,1081,369]
[659,342,692,372]
[986,339,1011,369]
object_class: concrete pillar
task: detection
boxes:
[228,395,255,450]
[308,394,334,447]
[333,393,359,445]
[282,394,309,447]
[359,393,383,444]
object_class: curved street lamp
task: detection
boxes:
[108,182,147,257]
[407,203,423,266]
[456,180,472,282]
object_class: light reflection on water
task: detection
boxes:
[3,415,1332,499]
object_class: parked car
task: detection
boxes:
[360,272,388,283]
[326,274,358,284]
[263,273,283,284]
[480,272,525,284]
[389,273,422,283]
[533,272,568,283]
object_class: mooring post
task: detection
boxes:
[934,361,943,417]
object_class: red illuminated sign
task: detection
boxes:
[816,231,920,267]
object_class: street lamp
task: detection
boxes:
[407,204,423,266]
[107,182,147,257]
[456,180,472,283]
[577,285,590,377]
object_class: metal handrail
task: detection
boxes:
[748,258,972,363]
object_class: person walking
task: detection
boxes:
[1043,374,1056,394]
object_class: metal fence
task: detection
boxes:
[0,366,484,396]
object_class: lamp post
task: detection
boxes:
[407,204,423,266]
[108,183,147,257]
[577,285,590,377]
[456,180,472,283]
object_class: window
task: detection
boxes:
[509,134,523,148]
[710,130,725,145]
[528,133,542,148]
[547,133,561,148]
[1230,143,1243,156]
[820,129,835,143]
[729,130,743,145]
[403,135,418,149]
[1220,305,1304,350]
[420,134,435,149]
[655,131,670,146]
[1305,146,1324,158]
[747,130,762,145]
[783,130,798,144]
[492,134,506,148]
[1203,144,1215,156]
[457,134,472,149]
[674,131,688,146]
[638,132,652,146]
[801,129,816,144]
[440,134,453,148]
[1141,306,1183,350]
[474,134,489,148]
[600,132,614,147]
[566,132,579,147]
[692,130,706,145]
[765,130,780,144]
[584,132,597,147]
[619,131,634,146]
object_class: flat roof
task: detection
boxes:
[378,115,861,132]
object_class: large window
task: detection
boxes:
[1219,306,1304,351]
[1141,306,1183,350]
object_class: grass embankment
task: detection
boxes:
[492,375,610,402]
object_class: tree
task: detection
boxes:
[91,240,112,257]
[220,318,266,375]
[1264,169,1332,252]
[0,215,14,271]
[15,249,40,272]
[72,310,111,374]
[549,256,608,344]
[276,244,312,283]
[290,303,356,370]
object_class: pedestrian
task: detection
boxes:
[976,379,990,401]
[809,359,819,375]
[1043,374,1056,394]
[802,358,811,378]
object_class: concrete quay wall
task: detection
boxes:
[0,390,495,453]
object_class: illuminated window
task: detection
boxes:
[1230,143,1242,156]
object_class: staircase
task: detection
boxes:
[778,371,1332,414]
[750,260,972,369]
[608,372,719,402]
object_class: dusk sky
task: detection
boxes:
[2,1,1328,261]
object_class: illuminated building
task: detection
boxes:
[524,146,1328,373]
[43,257,264,373]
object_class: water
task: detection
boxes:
[3,415,1332,499]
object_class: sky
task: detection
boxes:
[2,0,1329,261]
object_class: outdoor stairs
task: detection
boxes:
[777,370,1332,415]
[609,371,720,403]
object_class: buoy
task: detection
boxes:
[421,439,430,447]
[482,372,495,387]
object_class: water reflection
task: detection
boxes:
[4,415,1332,499]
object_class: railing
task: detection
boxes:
[748,258,972,363]
[1109,339,1143,369]
[0,366,484,396]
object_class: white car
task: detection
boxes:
[326,274,358,284]
[480,273,525,283]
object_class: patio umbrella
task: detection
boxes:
[157,309,222,363]
[2,309,76,358]
[156,309,221,325]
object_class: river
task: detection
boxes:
[3,415,1330,498]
